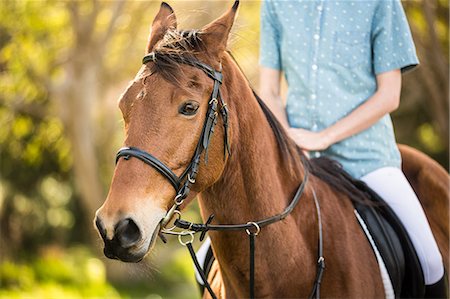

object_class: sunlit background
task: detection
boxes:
[0,1,448,298]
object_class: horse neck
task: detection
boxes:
[201,53,305,223]
[198,54,318,295]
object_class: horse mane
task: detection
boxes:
[225,52,369,203]
[252,89,368,204]
[150,28,368,204]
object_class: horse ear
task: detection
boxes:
[146,2,177,53]
[200,1,239,58]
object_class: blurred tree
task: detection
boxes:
[0,1,75,257]
[0,0,159,254]
[0,1,448,297]
[394,0,449,168]
[55,0,137,219]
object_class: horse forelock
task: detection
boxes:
[148,28,206,88]
[157,28,203,53]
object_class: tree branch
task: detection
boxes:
[416,65,449,145]
[100,0,127,48]
[67,0,80,32]
[84,0,100,41]
[422,1,448,81]
[10,98,47,119]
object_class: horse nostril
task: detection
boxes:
[115,218,141,248]
[95,217,107,241]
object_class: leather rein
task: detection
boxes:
[115,52,325,299]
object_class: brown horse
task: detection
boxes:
[94,2,449,298]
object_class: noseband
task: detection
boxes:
[116,52,231,228]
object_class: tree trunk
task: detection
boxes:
[57,53,104,231]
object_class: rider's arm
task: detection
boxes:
[321,69,401,146]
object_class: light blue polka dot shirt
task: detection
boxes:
[259,0,419,178]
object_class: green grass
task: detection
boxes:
[0,245,200,299]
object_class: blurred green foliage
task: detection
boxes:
[0,232,201,298]
[0,0,80,259]
[394,0,449,166]
[0,245,200,299]
[0,0,71,180]
[0,246,119,298]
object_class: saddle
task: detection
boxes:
[351,179,425,298]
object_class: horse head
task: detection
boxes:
[94,1,239,262]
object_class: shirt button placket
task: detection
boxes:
[310,0,323,133]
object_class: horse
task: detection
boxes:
[94,1,449,298]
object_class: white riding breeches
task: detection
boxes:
[361,166,444,285]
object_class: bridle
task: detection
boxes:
[115,52,325,299]
[116,51,231,230]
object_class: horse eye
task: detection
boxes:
[179,101,199,116]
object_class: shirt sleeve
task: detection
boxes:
[259,0,282,70]
[371,0,419,75]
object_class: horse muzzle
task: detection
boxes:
[95,216,160,263]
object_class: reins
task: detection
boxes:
[115,52,325,299]
[174,156,310,234]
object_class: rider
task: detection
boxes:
[259,0,446,297]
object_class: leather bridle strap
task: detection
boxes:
[174,156,310,233]
[116,52,229,203]
[184,165,324,299]
[249,232,256,299]
[176,160,309,299]
[309,188,325,299]
[116,146,180,190]
[117,52,325,299]
[143,52,223,83]
[116,52,231,238]
[186,242,218,299]
[174,160,326,299]
[143,52,231,159]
